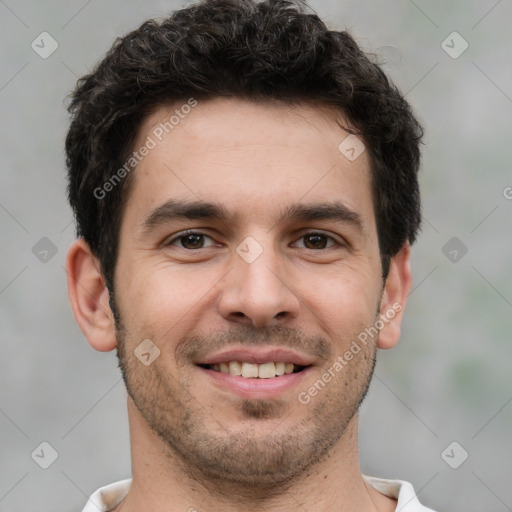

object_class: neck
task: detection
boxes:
[114,398,396,512]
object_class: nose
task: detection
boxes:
[217,243,301,329]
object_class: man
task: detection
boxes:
[65,0,436,510]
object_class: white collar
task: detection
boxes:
[82,476,436,511]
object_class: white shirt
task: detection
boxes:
[81,475,437,511]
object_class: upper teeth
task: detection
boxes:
[211,361,296,378]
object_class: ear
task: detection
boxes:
[377,242,412,350]
[66,239,117,352]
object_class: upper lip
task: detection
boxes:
[195,347,316,366]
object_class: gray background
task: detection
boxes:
[1,1,511,511]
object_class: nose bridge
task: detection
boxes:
[240,240,281,291]
[218,234,300,328]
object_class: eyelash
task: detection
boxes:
[165,230,343,250]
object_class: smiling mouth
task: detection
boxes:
[197,361,309,379]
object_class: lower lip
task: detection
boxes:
[197,366,312,399]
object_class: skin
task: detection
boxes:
[67,97,412,512]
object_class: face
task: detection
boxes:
[113,98,386,487]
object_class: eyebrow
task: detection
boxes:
[279,201,365,234]
[141,200,231,233]
[140,199,366,235]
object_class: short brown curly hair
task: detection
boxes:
[65,0,423,291]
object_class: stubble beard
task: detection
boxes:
[113,306,378,495]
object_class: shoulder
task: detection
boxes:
[80,479,132,512]
[363,475,439,512]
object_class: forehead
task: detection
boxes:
[123,97,375,232]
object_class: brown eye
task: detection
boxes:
[180,233,205,249]
[303,233,329,249]
[166,231,216,250]
[294,232,339,250]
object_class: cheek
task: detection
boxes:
[300,266,380,328]
[115,262,216,342]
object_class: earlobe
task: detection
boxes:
[66,239,117,352]
[377,243,412,350]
